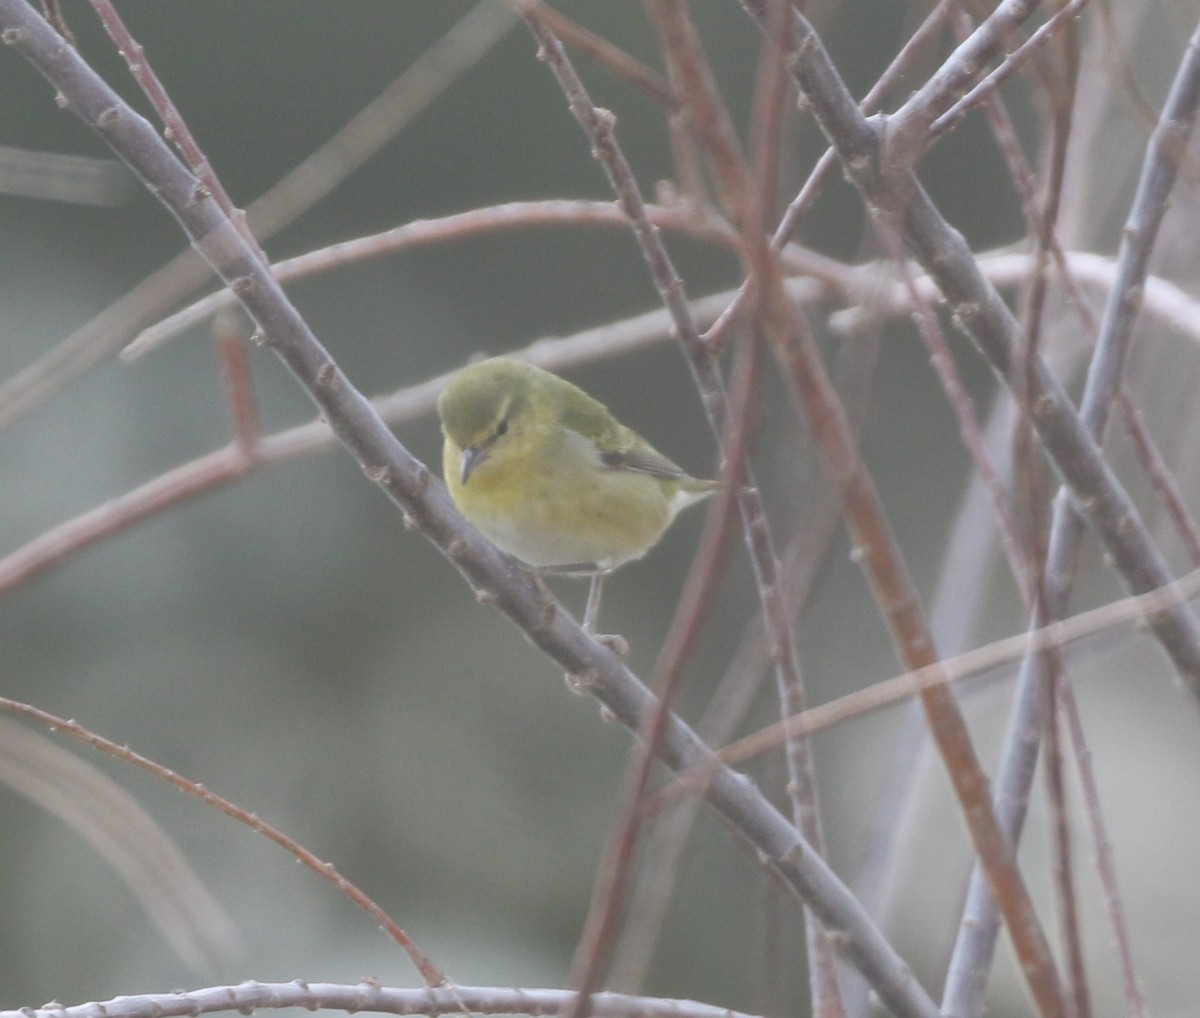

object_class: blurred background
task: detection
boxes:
[2,2,1200,1015]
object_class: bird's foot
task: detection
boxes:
[594,633,629,658]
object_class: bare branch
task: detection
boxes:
[0,981,766,1018]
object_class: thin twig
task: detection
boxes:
[965,12,1200,574]
[721,7,1068,1012]
[956,14,1077,1009]
[654,562,1200,783]
[763,274,1066,1018]
[748,5,846,1012]
[979,0,1056,614]
[648,0,753,225]
[1044,676,1090,1018]
[512,0,677,110]
[0,699,449,989]
[613,334,873,994]
[121,200,744,360]
[877,222,1027,609]
[1006,12,1093,1013]
[1060,682,1149,1018]
[121,200,1200,365]
[214,311,260,459]
[1119,389,1200,565]
[89,1,246,230]
[645,5,843,1015]
[588,335,755,994]
[706,0,959,353]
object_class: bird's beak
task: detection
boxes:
[460,446,486,485]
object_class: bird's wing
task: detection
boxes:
[599,444,690,480]
[557,383,690,480]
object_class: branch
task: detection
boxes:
[664,563,1200,783]
[1,283,829,600]
[0,981,764,1018]
[886,0,1043,156]
[6,237,1200,604]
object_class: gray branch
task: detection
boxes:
[0,981,761,1018]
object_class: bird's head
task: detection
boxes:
[437,357,540,485]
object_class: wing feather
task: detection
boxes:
[555,376,695,481]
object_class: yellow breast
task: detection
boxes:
[444,432,673,571]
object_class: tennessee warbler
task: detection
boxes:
[437,357,716,626]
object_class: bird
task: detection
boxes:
[437,356,717,631]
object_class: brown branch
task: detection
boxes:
[648,0,753,225]
[665,563,1200,780]
[512,0,676,110]
[0,700,450,989]
[214,311,261,458]
[0,282,825,601]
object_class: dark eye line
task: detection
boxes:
[494,417,509,438]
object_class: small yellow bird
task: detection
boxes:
[437,357,716,624]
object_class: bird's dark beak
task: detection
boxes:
[460,446,486,485]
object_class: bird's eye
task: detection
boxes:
[495,418,509,438]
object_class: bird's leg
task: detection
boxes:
[583,572,606,633]
[581,571,628,658]
[526,563,607,630]
[528,564,628,657]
